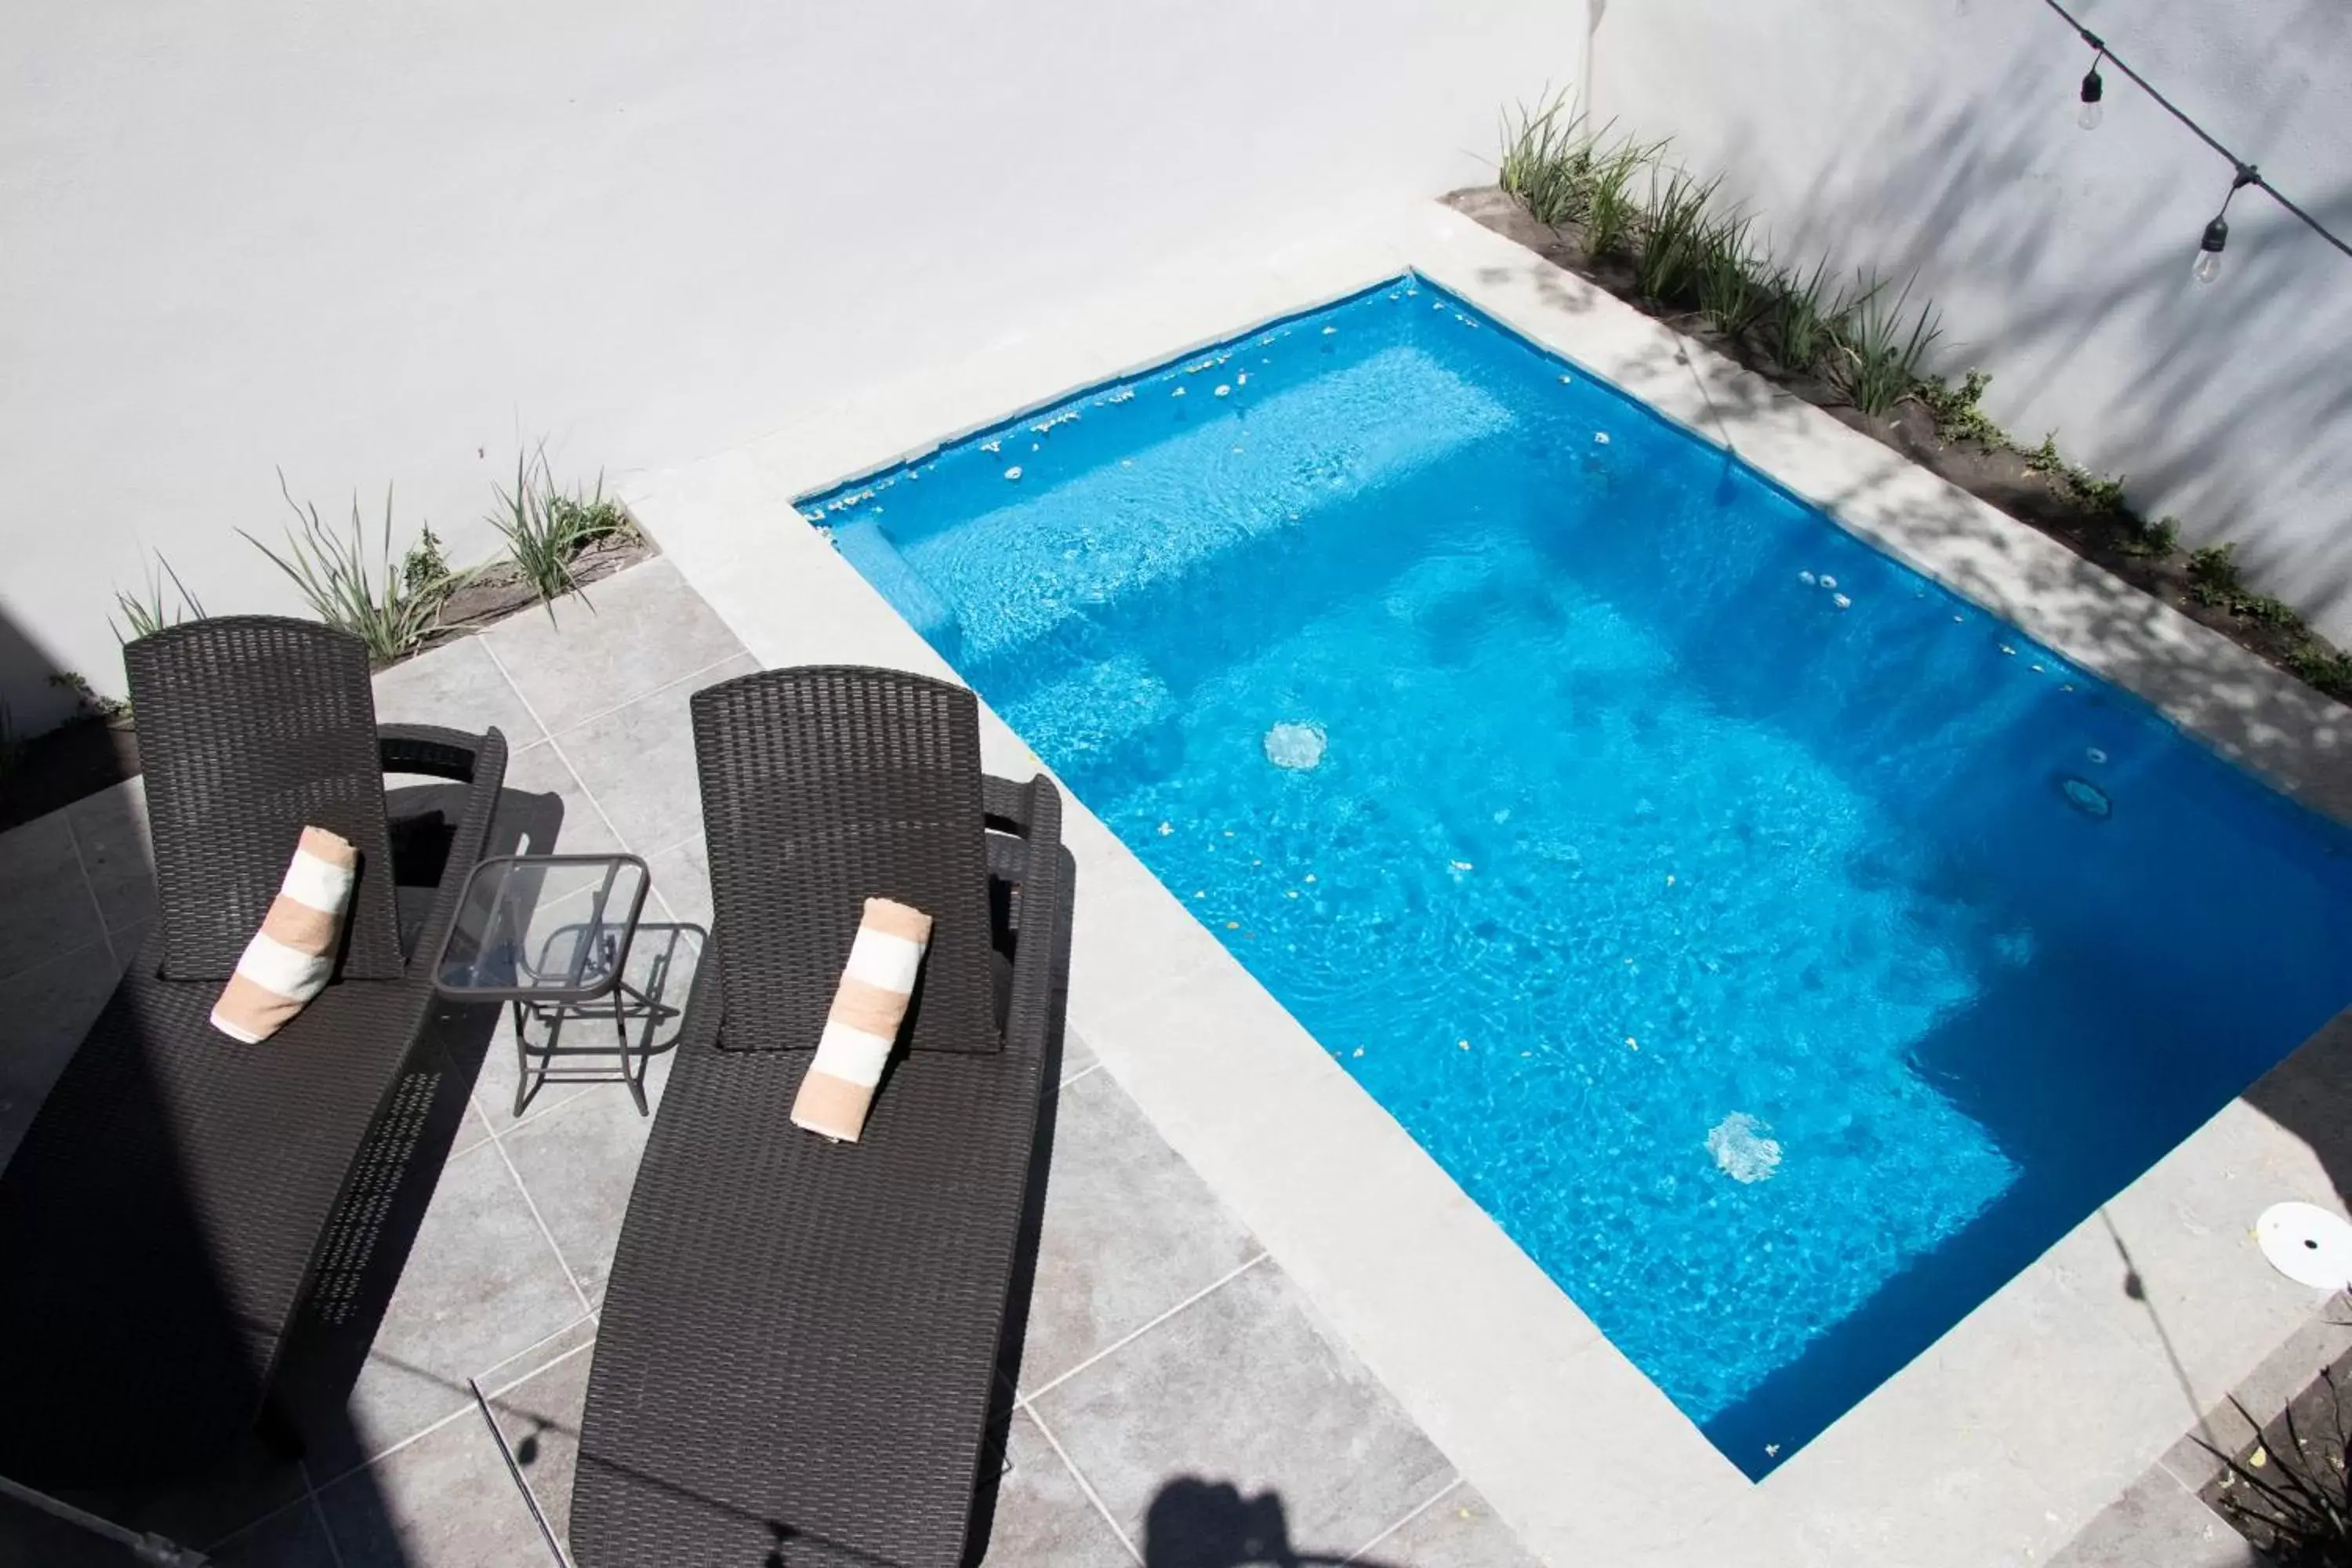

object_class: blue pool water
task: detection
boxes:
[808,278,2352,1473]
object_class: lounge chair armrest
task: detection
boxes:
[991,774,1065,1056]
[387,724,510,975]
[982,773,1036,836]
[677,931,726,1051]
[381,722,497,783]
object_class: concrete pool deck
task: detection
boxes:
[618,195,2352,1566]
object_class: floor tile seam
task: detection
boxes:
[310,1304,597,1494]
[489,1078,596,1144]
[485,1125,600,1316]
[1343,1472,1462,1563]
[193,1481,319,1556]
[1022,1403,1147,1566]
[536,645,752,746]
[634,828,705,866]
[471,641,633,855]
[309,1306,604,1493]
[303,1457,351,1568]
[2149,1447,2238,1526]
[477,1308,603,1396]
[472,637,636,1132]
[1016,1250,1271,1405]
[480,1328,601,1404]
[452,1098,498,1154]
[0,930,116,994]
[59,807,116,971]
[311,1397,481,1494]
[528,724,631,850]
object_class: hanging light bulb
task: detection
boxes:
[2194,216,2227,284]
[2194,166,2259,286]
[2078,49,2105,129]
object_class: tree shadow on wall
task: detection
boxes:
[1685,31,2352,628]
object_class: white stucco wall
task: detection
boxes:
[1583,0,2352,639]
[1,0,1576,726]
[10,2,2345,731]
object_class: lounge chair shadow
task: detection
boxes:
[0,767,550,1564]
[266,779,557,1478]
[961,847,1075,1566]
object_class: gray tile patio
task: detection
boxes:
[1370,1486,1529,1568]
[1029,1260,1457,1557]
[0,557,1527,1566]
[2045,1468,2256,1568]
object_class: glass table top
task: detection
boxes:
[434,854,652,1001]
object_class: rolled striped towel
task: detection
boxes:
[209,826,359,1044]
[790,897,934,1143]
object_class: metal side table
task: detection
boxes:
[431,852,688,1116]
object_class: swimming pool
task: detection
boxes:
[805,277,2352,1475]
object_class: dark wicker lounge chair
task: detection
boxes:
[0,617,507,1487]
[570,666,1072,1568]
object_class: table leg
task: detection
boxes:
[613,985,648,1116]
[510,999,530,1120]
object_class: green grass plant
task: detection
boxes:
[1830,272,1940,416]
[491,446,639,613]
[1633,169,1721,306]
[1694,214,1769,337]
[110,554,207,642]
[1497,92,1592,227]
[243,474,445,662]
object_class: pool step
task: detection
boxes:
[895,345,1515,664]
[830,517,963,662]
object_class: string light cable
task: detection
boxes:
[2043,0,2352,281]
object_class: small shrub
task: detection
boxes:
[111,553,207,643]
[1582,136,1662,260]
[2119,515,2181,559]
[547,486,635,552]
[243,472,444,663]
[2235,593,2302,630]
[2180,542,2318,632]
[2068,467,2126,514]
[47,672,129,724]
[2016,428,2127,514]
[1497,92,1592,227]
[1632,168,1720,306]
[2186,543,2242,606]
[403,524,452,598]
[1829,272,1941,418]
[1695,216,1771,339]
[2287,643,2352,703]
[1916,371,2004,447]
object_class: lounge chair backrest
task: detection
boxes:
[691,666,1000,1054]
[126,617,406,982]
